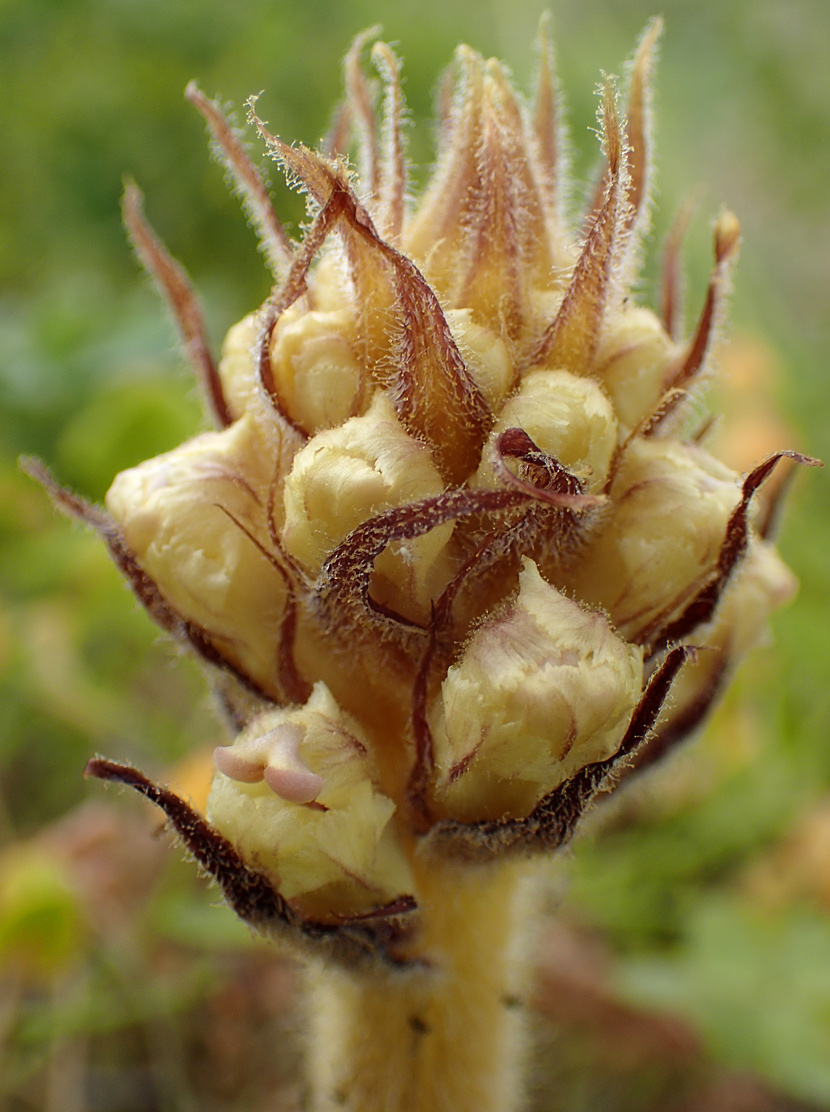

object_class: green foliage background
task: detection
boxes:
[1,0,828,1106]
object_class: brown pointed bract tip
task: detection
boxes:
[371,41,406,241]
[533,82,628,373]
[622,16,661,233]
[344,26,383,197]
[715,208,741,262]
[660,194,699,340]
[122,179,231,429]
[533,11,565,224]
[665,209,742,393]
[185,81,292,277]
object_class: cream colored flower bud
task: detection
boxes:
[282,392,452,613]
[217,313,260,422]
[565,437,741,641]
[594,307,680,430]
[269,303,365,433]
[713,539,798,660]
[445,309,514,410]
[476,369,618,494]
[661,539,798,734]
[208,683,415,920]
[432,558,644,822]
[105,413,288,698]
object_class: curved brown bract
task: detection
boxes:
[84,758,420,969]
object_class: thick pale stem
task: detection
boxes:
[306,860,531,1112]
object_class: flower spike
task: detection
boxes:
[122,179,231,428]
[34,33,812,1049]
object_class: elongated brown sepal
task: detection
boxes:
[621,17,661,237]
[533,12,568,231]
[407,620,441,832]
[185,82,292,279]
[628,652,729,775]
[455,58,550,337]
[637,387,689,445]
[85,758,419,968]
[122,180,231,429]
[532,84,631,373]
[664,210,741,392]
[372,41,407,241]
[426,645,691,861]
[344,27,382,198]
[660,195,698,341]
[365,220,492,481]
[584,19,660,245]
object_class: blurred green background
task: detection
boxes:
[1,0,829,1108]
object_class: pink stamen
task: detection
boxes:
[213,723,324,804]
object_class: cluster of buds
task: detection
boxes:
[30,21,815,966]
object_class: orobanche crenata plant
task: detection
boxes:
[28,18,818,1112]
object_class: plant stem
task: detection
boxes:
[306,859,531,1112]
